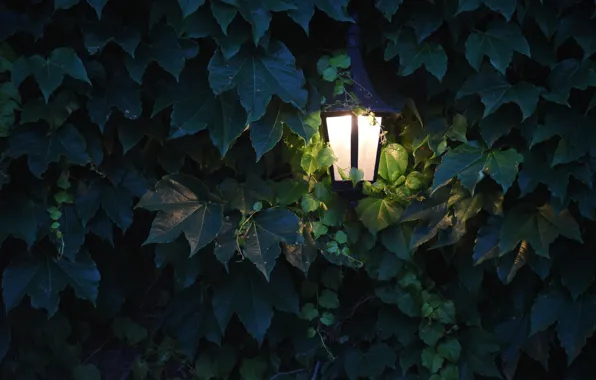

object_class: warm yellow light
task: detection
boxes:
[326,115,352,180]
[358,115,382,181]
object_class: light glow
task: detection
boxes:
[326,115,352,180]
[358,115,382,181]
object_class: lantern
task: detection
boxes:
[321,16,402,193]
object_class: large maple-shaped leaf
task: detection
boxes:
[15,48,91,102]
[136,174,224,255]
[457,0,516,20]
[211,265,274,344]
[386,29,447,81]
[530,284,566,336]
[243,208,302,279]
[0,196,36,247]
[432,143,523,194]
[400,192,451,249]
[2,251,100,317]
[125,24,198,82]
[208,40,308,122]
[500,204,582,258]
[356,198,403,235]
[8,124,89,178]
[465,20,529,74]
[219,176,274,215]
[152,65,248,154]
[457,70,542,120]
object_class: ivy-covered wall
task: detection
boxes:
[0,0,595,379]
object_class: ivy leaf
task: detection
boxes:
[87,69,142,131]
[125,24,198,82]
[465,20,530,74]
[20,48,91,103]
[240,357,268,380]
[457,0,516,20]
[0,196,36,247]
[219,176,274,215]
[457,70,542,120]
[243,208,302,279]
[212,265,274,343]
[391,30,448,81]
[2,251,100,317]
[155,239,202,288]
[432,143,523,194]
[557,294,596,364]
[83,20,141,56]
[318,289,339,309]
[178,0,205,17]
[374,0,402,20]
[136,174,224,256]
[473,216,501,264]
[282,86,321,143]
[87,0,108,19]
[153,66,247,154]
[163,284,222,357]
[500,204,582,258]
[8,124,89,178]
[408,9,443,43]
[208,40,308,122]
[546,59,596,105]
[250,100,284,161]
[530,284,566,336]
[378,143,408,181]
[355,198,403,235]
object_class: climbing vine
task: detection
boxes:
[0,0,595,379]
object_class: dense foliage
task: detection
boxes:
[1,0,596,379]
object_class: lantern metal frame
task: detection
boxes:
[321,14,402,197]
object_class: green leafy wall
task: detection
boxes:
[0,0,595,379]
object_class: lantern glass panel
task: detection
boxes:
[357,115,382,181]
[326,115,352,180]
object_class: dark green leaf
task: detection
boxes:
[208,40,308,122]
[155,239,202,288]
[26,48,91,102]
[83,20,141,56]
[250,100,284,161]
[530,284,566,335]
[136,174,224,255]
[125,24,198,82]
[2,251,100,316]
[0,196,36,247]
[500,204,582,257]
[178,0,205,17]
[465,20,529,74]
[344,343,396,379]
[457,70,542,120]
[8,124,89,178]
[374,0,402,20]
[86,0,108,19]
[432,143,523,194]
[457,0,516,20]
[212,265,274,343]
[243,208,301,279]
[558,294,596,364]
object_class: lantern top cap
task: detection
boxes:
[325,14,403,115]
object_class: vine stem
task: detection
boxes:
[310,361,321,380]
[269,368,307,380]
[82,338,111,364]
